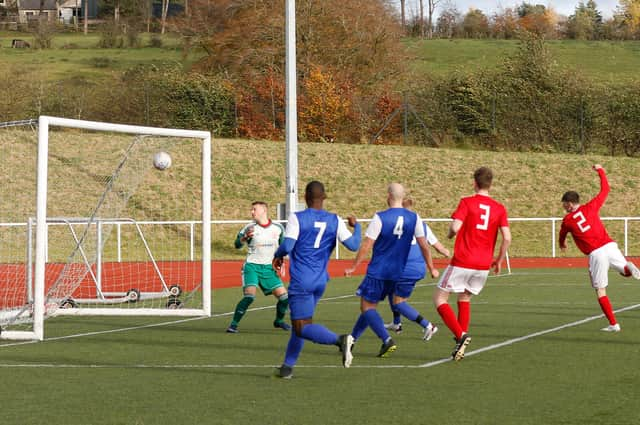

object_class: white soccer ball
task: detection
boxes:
[153,151,172,170]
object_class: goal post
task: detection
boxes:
[1,116,211,341]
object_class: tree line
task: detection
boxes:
[2,0,640,156]
[430,0,640,40]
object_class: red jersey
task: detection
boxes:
[559,168,613,255]
[450,194,509,270]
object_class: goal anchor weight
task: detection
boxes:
[126,289,141,303]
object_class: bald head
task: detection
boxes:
[387,183,405,207]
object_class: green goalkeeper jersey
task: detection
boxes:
[235,220,285,265]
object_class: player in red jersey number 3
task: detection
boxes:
[559,164,640,332]
[433,167,511,361]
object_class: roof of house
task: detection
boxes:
[59,0,76,7]
[18,0,57,10]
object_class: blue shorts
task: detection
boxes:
[393,279,418,298]
[356,276,395,303]
[288,284,326,320]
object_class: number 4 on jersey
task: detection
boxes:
[393,216,404,239]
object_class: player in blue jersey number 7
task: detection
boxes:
[272,181,362,379]
[345,183,440,358]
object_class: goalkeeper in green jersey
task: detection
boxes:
[227,201,291,333]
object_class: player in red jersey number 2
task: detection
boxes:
[559,164,640,332]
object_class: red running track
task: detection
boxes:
[1,256,629,307]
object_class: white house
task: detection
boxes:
[58,0,81,24]
[16,0,57,23]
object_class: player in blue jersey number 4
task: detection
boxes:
[346,183,440,358]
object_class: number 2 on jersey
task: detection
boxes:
[476,204,490,230]
[572,211,591,233]
[313,221,327,248]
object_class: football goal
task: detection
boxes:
[0,116,211,341]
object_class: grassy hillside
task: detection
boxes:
[3,127,640,261]
[213,138,640,258]
[406,39,640,82]
[0,32,202,82]
[3,34,640,84]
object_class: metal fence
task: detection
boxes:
[2,216,640,261]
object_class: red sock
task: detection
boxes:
[598,296,617,325]
[623,266,632,277]
[437,303,464,339]
[457,301,471,333]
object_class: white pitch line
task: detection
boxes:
[0,363,412,369]
[0,274,528,348]
[0,293,361,349]
[418,302,640,368]
[2,302,640,370]
[0,272,621,353]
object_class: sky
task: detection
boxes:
[403,0,620,19]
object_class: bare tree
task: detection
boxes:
[428,0,441,38]
[400,0,406,30]
[161,0,169,34]
[419,0,425,37]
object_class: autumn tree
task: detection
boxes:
[614,0,640,38]
[566,0,603,39]
[195,0,403,87]
[462,8,490,37]
[517,3,558,37]
[491,7,519,38]
[181,0,405,140]
[435,4,461,38]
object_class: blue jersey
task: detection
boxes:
[400,223,430,281]
[365,208,425,281]
[278,208,357,292]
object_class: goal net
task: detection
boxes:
[0,117,211,341]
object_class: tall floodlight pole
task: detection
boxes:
[285,0,298,217]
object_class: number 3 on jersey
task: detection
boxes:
[572,211,591,233]
[476,204,490,230]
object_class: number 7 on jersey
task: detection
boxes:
[313,221,327,248]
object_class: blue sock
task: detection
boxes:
[388,297,402,325]
[363,309,390,342]
[351,314,368,340]
[300,323,339,345]
[283,333,305,367]
[394,301,429,328]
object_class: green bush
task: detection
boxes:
[149,34,163,48]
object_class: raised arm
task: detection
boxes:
[590,164,609,209]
